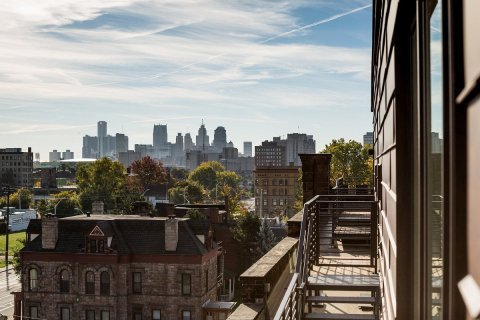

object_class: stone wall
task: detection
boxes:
[229,237,298,320]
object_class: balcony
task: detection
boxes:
[228,188,380,320]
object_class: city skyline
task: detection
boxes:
[0,0,372,160]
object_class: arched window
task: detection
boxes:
[29,268,38,291]
[60,269,70,293]
[100,271,110,295]
[85,271,95,294]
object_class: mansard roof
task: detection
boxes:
[22,215,211,256]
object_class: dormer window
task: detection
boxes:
[86,225,108,253]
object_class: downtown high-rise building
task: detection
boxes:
[243,142,252,157]
[97,121,107,158]
[363,131,374,146]
[195,123,210,150]
[82,121,128,159]
[212,126,227,152]
[184,133,194,151]
[115,133,129,154]
[153,124,168,148]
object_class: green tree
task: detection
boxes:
[293,168,303,213]
[0,188,33,209]
[169,167,188,182]
[185,208,207,220]
[130,156,167,190]
[188,161,225,190]
[168,180,205,204]
[76,158,125,211]
[49,191,80,217]
[232,209,261,269]
[256,219,276,259]
[322,138,372,186]
[12,238,26,276]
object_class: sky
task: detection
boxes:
[0,0,373,160]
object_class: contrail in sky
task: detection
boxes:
[91,4,371,86]
[260,4,372,44]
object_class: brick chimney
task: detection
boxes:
[42,214,58,250]
[165,215,178,251]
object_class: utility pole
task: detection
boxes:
[1,186,16,267]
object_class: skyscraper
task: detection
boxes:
[243,142,252,157]
[184,133,194,150]
[213,126,227,152]
[82,135,98,158]
[153,124,168,148]
[115,133,129,154]
[363,132,374,146]
[195,123,210,150]
[97,121,107,158]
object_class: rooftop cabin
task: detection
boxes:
[229,0,480,319]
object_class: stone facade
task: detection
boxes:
[21,259,217,319]
[17,215,225,320]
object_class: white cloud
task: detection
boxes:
[0,0,372,157]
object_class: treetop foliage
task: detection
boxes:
[322,138,372,186]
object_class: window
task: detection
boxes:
[86,310,95,320]
[263,199,267,206]
[152,310,161,320]
[262,179,267,186]
[182,273,191,295]
[61,307,70,320]
[273,199,277,206]
[29,268,38,291]
[279,199,284,206]
[182,310,191,320]
[101,311,110,320]
[100,271,110,295]
[98,239,105,252]
[133,310,142,320]
[85,271,95,294]
[60,269,69,293]
[262,189,267,195]
[133,272,142,294]
[284,179,288,186]
[89,239,97,253]
[29,306,39,320]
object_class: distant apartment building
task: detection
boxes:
[363,131,374,146]
[15,215,225,320]
[0,147,33,187]
[118,150,142,169]
[254,166,299,218]
[273,133,316,166]
[50,150,74,162]
[243,142,252,157]
[186,150,204,171]
[255,141,286,167]
[49,150,61,162]
[134,144,155,159]
[62,150,74,160]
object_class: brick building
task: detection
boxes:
[0,147,33,187]
[253,166,300,218]
[15,214,227,320]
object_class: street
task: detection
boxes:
[0,268,21,319]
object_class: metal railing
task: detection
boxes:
[273,195,319,320]
[273,190,378,320]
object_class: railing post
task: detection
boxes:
[296,283,305,319]
[370,201,378,270]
